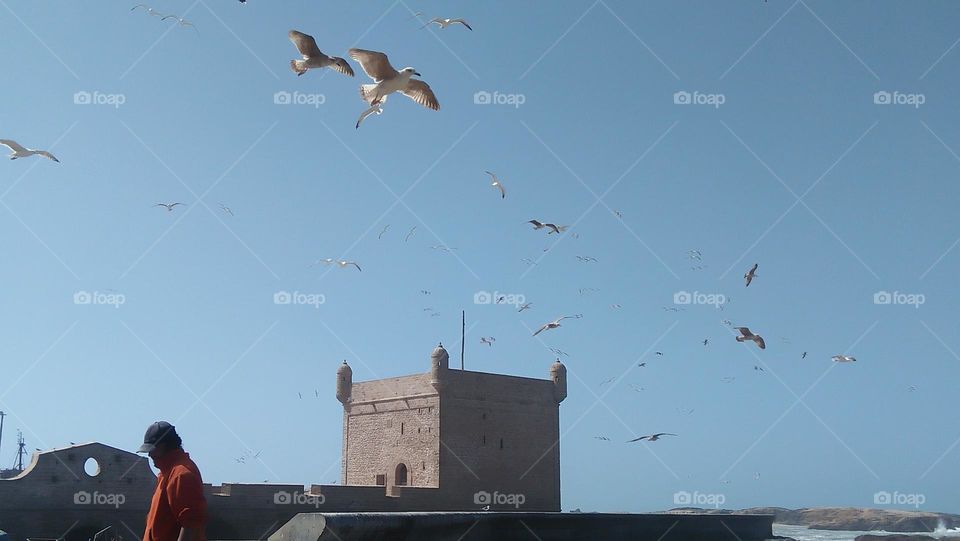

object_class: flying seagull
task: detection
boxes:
[485,171,506,199]
[378,224,390,239]
[288,30,354,77]
[313,258,362,272]
[532,315,581,336]
[219,203,233,216]
[735,327,766,349]
[154,202,183,212]
[626,433,677,443]
[480,337,495,347]
[130,5,166,16]
[160,15,197,31]
[744,263,758,287]
[405,226,417,242]
[348,48,439,111]
[545,223,567,234]
[527,219,546,230]
[0,140,59,162]
[593,436,611,441]
[801,351,808,359]
[356,99,385,129]
[517,302,532,312]
[422,17,473,31]
[832,355,857,363]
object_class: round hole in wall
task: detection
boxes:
[83,457,100,477]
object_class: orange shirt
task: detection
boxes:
[143,449,207,541]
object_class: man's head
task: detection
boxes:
[138,421,183,460]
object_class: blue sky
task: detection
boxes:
[1,0,958,514]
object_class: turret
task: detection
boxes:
[430,343,449,390]
[336,360,352,404]
[550,359,567,403]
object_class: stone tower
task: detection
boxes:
[337,344,566,511]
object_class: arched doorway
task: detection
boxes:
[395,463,408,486]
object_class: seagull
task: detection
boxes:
[599,376,615,386]
[545,223,567,234]
[313,258,362,272]
[130,5,166,16]
[613,210,624,219]
[628,383,644,392]
[348,48,439,111]
[485,171,505,199]
[378,224,390,239]
[356,99,385,129]
[517,302,533,312]
[154,202,183,212]
[576,256,598,262]
[703,339,709,346]
[420,290,431,295]
[735,327,766,349]
[593,436,611,441]
[219,203,233,216]
[611,304,622,309]
[160,15,197,31]
[801,351,808,359]
[637,362,646,368]
[521,258,536,266]
[754,365,765,372]
[721,376,735,383]
[527,220,546,230]
[0,140,60,162]
[626,433,677,443]
[687,249,703,261]
[744,263,758,287]
[532,315,580,336]
[480,337,495,346]
[298,392,302,399]
[832,355,857,363]
[655,352,663,356]
[422,17,473,31]
[549,347,569,357]
[405,226,417,242]
[288,30,354,77]
[495,295,505,304]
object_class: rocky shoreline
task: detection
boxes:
[667,507,960,533]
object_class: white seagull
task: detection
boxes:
[0,140,59,162]
[160,15,197,31]
[485,171,506,199]
[356,97,386,129]
[735,327,766,349]
[288,30,354,77]
[130,5,166,16]
[517,302,533,312]
[532,315,581,337]
[744,263,758,287]
[480,337,495,347]
[832,355,857,363]
[348,48,440,111]
[422,17,473,31]
[313,258,362,272]
[626,433,677,443]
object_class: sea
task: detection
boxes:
[774,523,960,541]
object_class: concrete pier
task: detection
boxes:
[268,512,776,541]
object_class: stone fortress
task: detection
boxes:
[0,344,569,540]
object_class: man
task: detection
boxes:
[138,421,207,541]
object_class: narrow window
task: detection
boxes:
[376,474,386,485]
[401,422,404,435]
[500,438,504,449]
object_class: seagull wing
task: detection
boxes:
[0,139,27,153]
[329,57,355,77]
[288,30,323,59]
[736,327,753,338]
[348,49,398,81]
[626,436,649,443]
[400,79,440,111]
[754,335,766,349]
[349,262,362,272]
[532,323,549,336]
[452,19,473,30]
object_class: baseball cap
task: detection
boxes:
[138,421,178,453]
